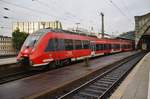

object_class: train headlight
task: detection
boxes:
[24,49,29,53]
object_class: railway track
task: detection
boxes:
[0,53,115,85]
[0,67,35,84]
[0,61,79,84]
[58,52,145,99]
[0,64,51,84]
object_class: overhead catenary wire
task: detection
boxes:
[0,0,101,32]
[106,0,131,21]
[0,0,56,19]
[32,0,84,23]
[121,0,132,16]
[0,0,84,29]
[0,5,46,21]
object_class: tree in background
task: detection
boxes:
[12,28,28,52]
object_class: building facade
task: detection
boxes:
[0,36,16,56]
[12,21,62,34]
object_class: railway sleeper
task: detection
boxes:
[94,82,110,87]
[95,81,112,86]
[103,76,118,80]
[89,85,108,91]
[104,74,123,79]
[100,78,116,82]
[79,91,99,99]
[84,88,104,94]
[73,94,97,99]
[72,95,90,99]
[105,75,120,78]
[97,80,113,84]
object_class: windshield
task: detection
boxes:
[23,34,41,47]
[23,29,50,48]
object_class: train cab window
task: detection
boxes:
[23,34,41,48]
[45,39,55,52]
[75,40,82,49]
[83,41,90,49]
[64,39,73,50]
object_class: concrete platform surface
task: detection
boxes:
[0,57,17,65]
[110,52,150,99]
[0,57,16,65]
[0,51,138,99]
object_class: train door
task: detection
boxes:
[90,41,96,56]
[53,38,65,65]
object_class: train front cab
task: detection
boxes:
[17,30,45,67]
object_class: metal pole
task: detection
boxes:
[76,23,80,32]
[101,12,104,38]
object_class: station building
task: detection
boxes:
[0,35,16,56]
[12,21,62,34]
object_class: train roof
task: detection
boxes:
[34,28,97,38]
[33,29,132,43]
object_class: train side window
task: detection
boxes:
[64,39,73,50]
[83,41,90,49]
[75,40,82,50]
[45,39,55,52]
[96,44,99,51]
[109,44,111,49]
[96,44,102,51]
[123,45,125,48]
[90,42,96,51]
[106,44,108,50]
[54,39,59,51]
[99,44,101,50]
[56,39,65,51]
[127,45,130,48]
[104,44,107,50]
[106,44,109,50]
[100,44,103,50]
[115,44,117,49]
[105,44,107,50]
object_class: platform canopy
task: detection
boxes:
[135,12,150,46]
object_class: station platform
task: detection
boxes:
[0,57,16,65]
[0,51,138,99]
[110,52,150,99]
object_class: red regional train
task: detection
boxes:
[17,29,133,68]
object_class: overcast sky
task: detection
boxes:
[0,0,150,36]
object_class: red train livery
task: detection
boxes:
[17,29,133,68]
